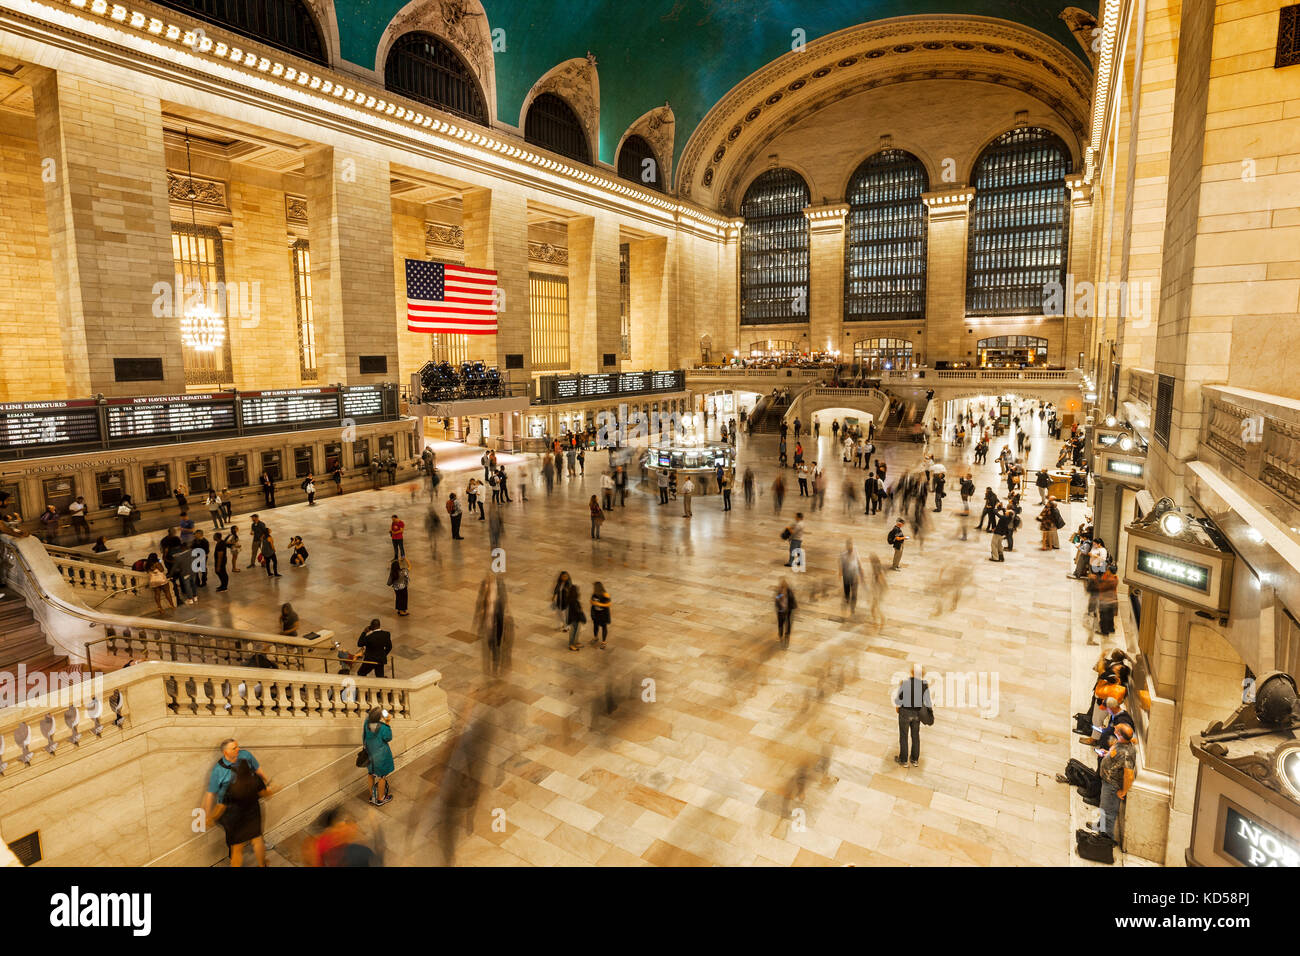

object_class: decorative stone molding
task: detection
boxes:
[621,104,676,186]
[425,221,465,249]
[922,187,975,220]
[167,171,226,208]
[1059,7,1100,68]
[521,55,600,160]
[374,0,496,119]
[1065,173,1092,203]
[528,241,568,265]
[803,202,849,232]
[679,16,1092,208]
[285,194,309,225]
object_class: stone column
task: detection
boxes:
[921,188,975,366]
[33,71,183,395]
[630,236,669,368]
[567,213,621,373]
[803,203,849,356]
[304,147,399,385]
[462,185,530,376]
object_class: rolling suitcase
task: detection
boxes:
[1076,828,1115,863]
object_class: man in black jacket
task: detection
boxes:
[893,664,932,767]
[356,619,393,678]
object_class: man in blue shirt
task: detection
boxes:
[202,738,270,819]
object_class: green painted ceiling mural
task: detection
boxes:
[336,0,1096,167]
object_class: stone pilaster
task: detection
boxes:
[462,185,530,374]
[228,180,298,389]
[803,203,848,356]
[567,213,621,373]
[304,147,399,385]
[1065,175,1095,374]
[921,187,975,366]
[33,71,183,396]
[629,236,669,368]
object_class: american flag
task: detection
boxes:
[405,259,498,335]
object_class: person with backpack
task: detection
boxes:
[247,514,266,569]
[783,513,804,567]
[207,490,225,528]
[959,474,975,515]
[260,527,280,577]
[589,495,605,539]
[774,579,797,648]
[301,474,317,506]
[210,756,279,867]
[363,707,395,806]
[117,494,139,537]
[887,518,907,570]
[589,582,611,648]
[446,494,463,540]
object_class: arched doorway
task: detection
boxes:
[852,338,913,372]
[977,335,1048,368]
[700,334,713,364]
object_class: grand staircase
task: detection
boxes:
[747,395,791,434]
[0,594,65,690]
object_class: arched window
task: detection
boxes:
[747,339,799,358]
[524,92,591,165]
[852,338,913,372]
[976,335,1049,368]
[155,0,326,64]
[740,168,810,326]
[844,150,928,322]
[384,32,487,124]
[966,127,1071,315]
[617,134,663,191]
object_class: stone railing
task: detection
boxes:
[50,555,147,601]
[881,368,1077,385]
[42,543,123,566]
[1199,385,1300,515]
[0,660,450,865]
[1,537,333,678]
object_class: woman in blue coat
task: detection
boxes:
[363,707,395,806]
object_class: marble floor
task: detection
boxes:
[108,411,1125,866]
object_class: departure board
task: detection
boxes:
[553,377,580,400]
[618,371,647,393]
[651,370,683,391]
[580,374,617,398]
[106,394,236,440]
[0,401,101,450]
[240,388,340,428]
[342,386,385,421]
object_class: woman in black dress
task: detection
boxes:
[388,557,410,616]
[212,758,279,867]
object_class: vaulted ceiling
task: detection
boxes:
[331,0,1097,166]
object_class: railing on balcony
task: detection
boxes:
[1199,385,1300,514]
[81,631,374,676]
[51,555,147,602]
[880,368,1076,384]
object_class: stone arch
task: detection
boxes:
[835,143,937,201]
[617,104,676,189]
[964,120,1081,184]
[519,56,600,163]
[373,0,497,120]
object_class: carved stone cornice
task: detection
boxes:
[425,221,465,249]
[803,202,850,232]
[528,241,568,265]
[523,57,599,161]
[167,171,226,208]
[622,104,676,186]
[679,16,1093,209]
[923,187,975,220]
[374,0,495,118]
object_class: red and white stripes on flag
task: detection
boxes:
[405,259,499,335]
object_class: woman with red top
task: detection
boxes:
[389,515,405,559]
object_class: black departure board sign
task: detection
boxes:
[106,393,236,440]
[580,374,617,398]
[0,400,101,451]
[342,385,386,421]
[240,388,341,429]
[535,370,686,405]
[618,371,647,393]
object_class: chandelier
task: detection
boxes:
[181,302,225,352]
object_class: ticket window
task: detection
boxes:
[352,440,371,469]
[225,455,248,489]
[480,419,491,440]
[324,443,343,473]
[0,481,21,520]
[260,451,283,483]
[42,475,77,515]
[96,470,126,510]
[294,445,315,478]
[185,459,212,495]
[529,419,544,438]
[378,435,396,461]
[144,465,171,503]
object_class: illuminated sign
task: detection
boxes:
[1136,548,1210,593]
[1097,432,1121,446]
[1280,747,1300,802]
[1222,807,1300,867]
[1107,458,1144,478]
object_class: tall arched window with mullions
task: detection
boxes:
[740,168,810,326]
[843,149,928,322]
[524,92,591,165]
[384,32,487,125]
[617,135,663,191]
[966,127,1072,315]
[154,0,327,64]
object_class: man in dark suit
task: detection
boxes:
[356,619,393,678]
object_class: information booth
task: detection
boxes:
[641,438,735,495]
